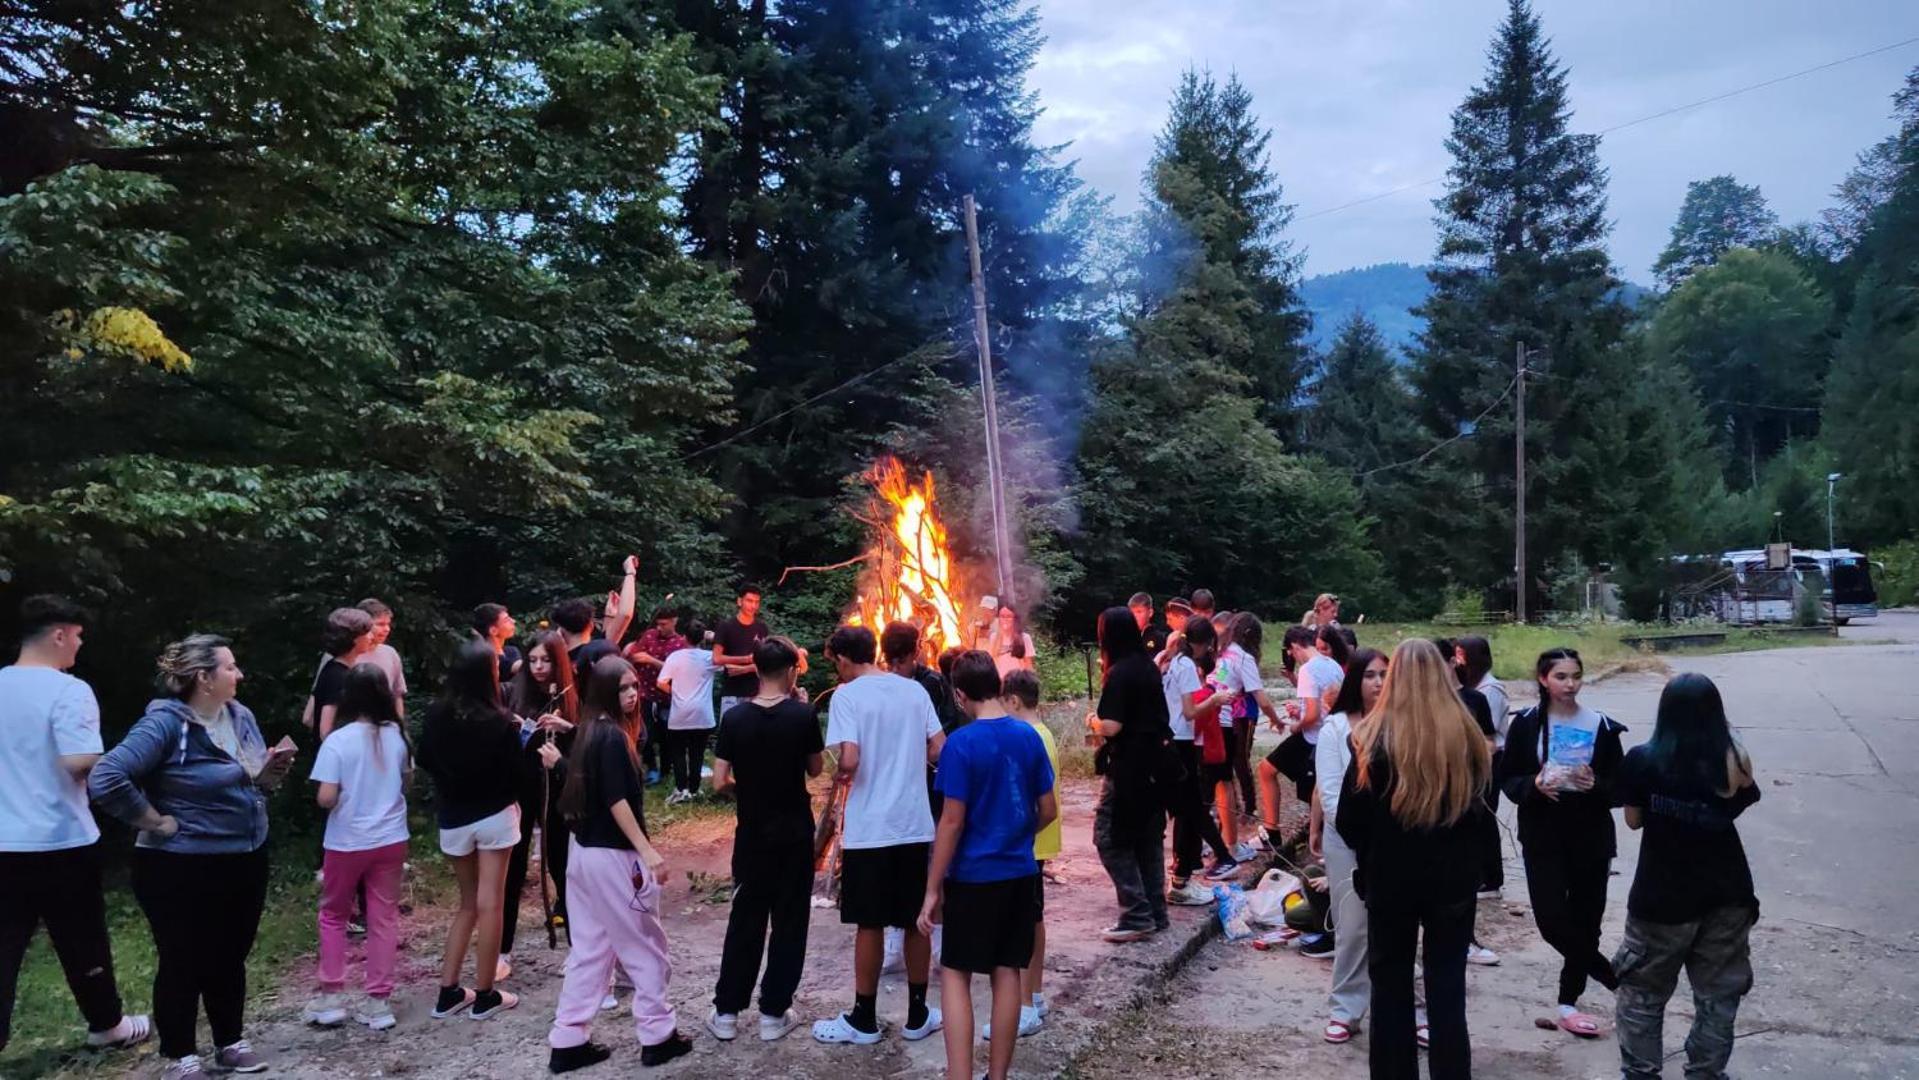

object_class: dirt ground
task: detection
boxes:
[71,768,1301,1080]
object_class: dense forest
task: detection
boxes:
[4,0,1918,727]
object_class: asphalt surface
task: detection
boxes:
[1073,612,1919,1080]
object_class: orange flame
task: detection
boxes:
[850,458,967,662]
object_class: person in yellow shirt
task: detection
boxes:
[998,669,1057,1036]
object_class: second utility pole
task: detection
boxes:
[1514,341,1528,624]
[963,194,1016,607]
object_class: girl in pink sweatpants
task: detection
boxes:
[548,656,690,1072]
[306,667,413,1031]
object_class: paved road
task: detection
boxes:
[1074,613,1919,1080]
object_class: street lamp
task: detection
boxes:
[1827,473,1843,552]
[1772,511,1785,544]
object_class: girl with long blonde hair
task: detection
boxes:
[1335,639,1490,1080]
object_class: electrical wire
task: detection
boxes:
[685,346,959,460]
[1354,373,1520,478]
[1296,34,1919,224]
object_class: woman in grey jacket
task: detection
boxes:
[90,635,293,1080]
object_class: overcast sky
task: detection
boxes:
[1027,0,1919,284]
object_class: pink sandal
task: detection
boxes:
[1324,1019,1355,1044]
[1557,1012,1606,1038]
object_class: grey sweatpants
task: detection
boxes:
[1613,905,1755,1080]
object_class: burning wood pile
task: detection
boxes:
[847,457,971,663]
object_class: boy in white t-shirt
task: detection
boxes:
[0,596,151,1053]
[657,641,726,803]
[306,665,414,1031]
[812,625,947,1047]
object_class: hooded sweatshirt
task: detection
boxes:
[89,698,271,854]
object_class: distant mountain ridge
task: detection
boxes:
[1299,262,1432,354]
[1298,262,1649,356]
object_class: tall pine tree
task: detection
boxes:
[1408,0,1642,610]
[635,0,1090,595]
[1304,314,1441,616]
[1134,69,1311,432]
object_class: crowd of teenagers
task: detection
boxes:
[0,577,1760,1080]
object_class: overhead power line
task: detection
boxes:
[1296,34,1919,224]
[1355,372,1520,479]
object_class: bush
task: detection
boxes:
[1435,586,1486,622]
[1877,539,1919,609]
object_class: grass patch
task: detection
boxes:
[2,844,323,1079]
[1347,621,1844,681]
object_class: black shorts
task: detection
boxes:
[1201,761,1236,786]
[940,875,1040,974]
[839,843,930,929]
[1033,861,1047,918]
[1267,735,1316,801]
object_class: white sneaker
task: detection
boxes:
[1168,881,1214,906]
[599,991,620,1012]
[84,1013,152,1049]
[1477,888,1502,901]
[759,1009,801,1041]
[495,954,512,982]
[901,1006,942,1042]
[161,1055,205,1080]
[355,997,396,1031]
[1231,841,1260,863]
[1466,944,1501,966]
[705,1008,739,1041]
[812,1012,882,1045]
[303,992,349,1027]
[1031,996,1049,1019]
[982,1005,1043,1039]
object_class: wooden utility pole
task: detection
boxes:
[1515,341,1528,624]
[963,194,1016,606]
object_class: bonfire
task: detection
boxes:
[848,457,971,663]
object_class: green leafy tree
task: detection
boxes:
[1652,175,1778,289]
[1134,69,1311,432]
[0,1,746,732]
[1647,248,1831,488]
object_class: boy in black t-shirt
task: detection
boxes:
[712,587,771,719]
[706,637,823,1043]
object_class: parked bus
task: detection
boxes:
[1696,548,1878,625]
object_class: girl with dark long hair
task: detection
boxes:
[1309,647,1386,1044]
[1336,640,1490,1080]
[1497,647,1625,1039]
[305,666,412,1031]
[1085,607,1174,943]
[500,630,581,973]
[1612,673,1759,1080]
[1453,635,1507,900]
[418,639,558,1022]
[1222,613,1285,857]
[546,656,689,1072]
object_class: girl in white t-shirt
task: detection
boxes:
[306,665,414,1031]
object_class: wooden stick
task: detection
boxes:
[776,554,867,586]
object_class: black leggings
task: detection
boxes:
[502,775,571,950]
[667,729,710,794]
[1229,721,1257,819]
[1522,839,1618,1006]
[131,846,270,1059]
[1170,741,1231,878]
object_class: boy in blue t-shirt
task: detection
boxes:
[917,650,1056,1080]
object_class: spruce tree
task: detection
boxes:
[1408,0,1634,609]
[1135,69,1311,432]
[642,0,1089,587]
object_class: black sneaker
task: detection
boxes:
[430,985,474,1019]
[640,1031,693,1068]
[549,1043,612,1074]
[469,987,519,1020]
[1300,932,1337,960]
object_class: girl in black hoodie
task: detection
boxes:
[1497,647,1625,1038]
